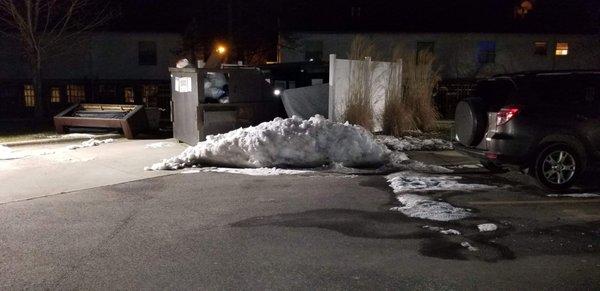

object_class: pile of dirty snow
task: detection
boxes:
[147,115,390,170]
[376,135,453,151]
[390,194,472,221]
[67,138,114,150]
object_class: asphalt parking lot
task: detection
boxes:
[0,161,598,289]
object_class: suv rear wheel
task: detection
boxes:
[533,144,583,191]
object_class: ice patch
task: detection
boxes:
[390,194,472,221]
[423,225,461,235]
[461,241,479,252]
[183,167,313,176]
[147,115,390,170]
[67,138,114,150]
[477,223,498,232]
[386,171,494,193]
[547,193,600,198]
[454,164,483,169]
[145,142,176,149]
[376,135,453,151]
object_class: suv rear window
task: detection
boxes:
[526,74,596,107]
[474,78,517,110]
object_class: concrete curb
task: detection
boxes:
[1,133,122,147]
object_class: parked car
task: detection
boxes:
[454,70,600,191]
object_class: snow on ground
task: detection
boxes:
[59,133,97,139]
[388,152,453,174]
[422,225,461,235]
[477,223,498,232]
[0,145,28,160]
[386,171,494,193]
[182,167,313,176]
[147,115,389,170]
[390,194,472,221]
[145,142,176,149]
[547,193,600,198]
[67,138,114,150]
[461,242,479,252]
[376,135,453,151]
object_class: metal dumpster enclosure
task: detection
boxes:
[169,67,286,145]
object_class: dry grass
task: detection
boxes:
[382,51,415,136]
[401,50,441,132]
[343,36,376,131]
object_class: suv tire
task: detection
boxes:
[533,143,584,192]
[455,98,487,146]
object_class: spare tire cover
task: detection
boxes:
[454,98,487,146]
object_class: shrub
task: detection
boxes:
[343,36,376,131]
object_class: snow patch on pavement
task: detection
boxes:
[423,225,461,235]
[546,193,600,198]
[145,142,176,149]
[388,152,453,174]
[461,241,479,251]
[59,133,97,139]
[147,115,389,170]
[182,167,313,176]
[376,135,453,151]
[0,145,28,160]
[390,194,472,221]
[67,138,114,150]
[477,223,498,232]
[386,171,494,193]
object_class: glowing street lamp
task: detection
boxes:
[216,45,227,55]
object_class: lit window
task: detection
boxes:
[142,84,159,107]
[124,87,135,103]
[50,87,61,103]
[555,42,568,56]
[477,41,496,64]
[67,85,85,103]
[24,85,35,107]
[534,41,547,56]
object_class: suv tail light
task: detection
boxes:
[496,105,520,126]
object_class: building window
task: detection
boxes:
[555,42,568,56]
[67,85,85,103]
[24,85,35,107]
[416,41,435,63]
[142,84,159,107]
[477,41,496,64]
[50,87,61,103]
[534,41,547,56]
[304,40,323,62]
[124,87,135,103]
[139,41,157,65]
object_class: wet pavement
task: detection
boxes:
[0,165,598,289]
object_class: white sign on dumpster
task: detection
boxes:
[175,77,192,93]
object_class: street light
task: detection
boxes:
[216,45,227,55]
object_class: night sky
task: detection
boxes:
[106,0,599,62]
[111,0,600,33]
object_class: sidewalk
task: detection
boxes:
[0,138,187,204]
